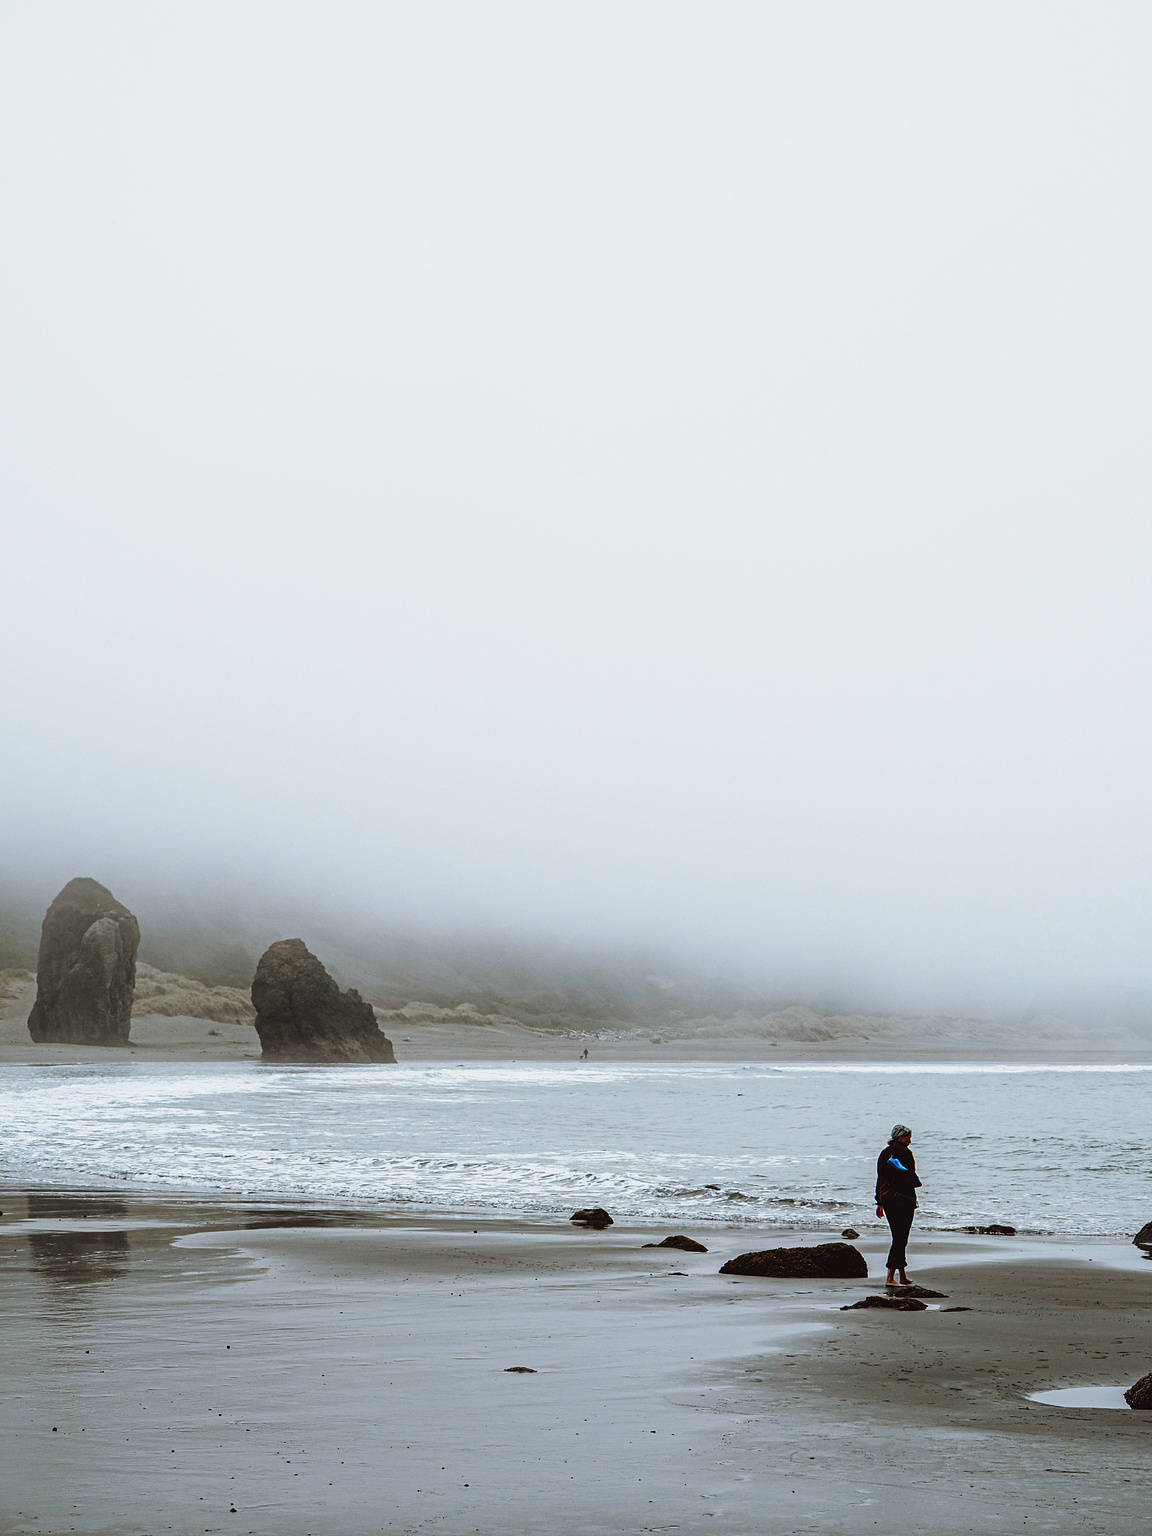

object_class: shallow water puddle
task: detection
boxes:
[1027,1386,1131,1409]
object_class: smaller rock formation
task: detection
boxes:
[1123,1372,1152,1408]
[841,1228,860,1239]
[940,1307,972,1313]
[27,878,140,1045]
[963,1224,1016,1236]
[841,1295,926,1312]
[570,1208,614,1229]
[719,1242,867,1279]
[251,940,395,1063]
[642,1235,708,1252]
[1131,1221,1152,1250]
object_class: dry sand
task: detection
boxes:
[0,1191,1148,1536]
[3,998,1151,1068]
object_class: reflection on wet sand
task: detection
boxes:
[25,1194,131,1286]
[240,1209,340,1229]
[13,1193,343,1292]
[26,1193,128,1223]
[28,1227,130,1284]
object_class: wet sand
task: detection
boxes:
[0,1192,1148,1535]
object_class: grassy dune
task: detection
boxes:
[130,963,254,1024]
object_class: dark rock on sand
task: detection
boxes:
[504,1366,537,1373]
[1132,1221,1152,1250]
[871,1284,947,1299]
[642,1235,708,1252]
[841,1228,860,1239]
[940,1306,973,1312]
[720,1242,867,1279]
[842,1295,927,1312]
[1123,1371,1152,1408]
[963,1224,1017,1236]
[251,939,395,1063]
[570,1208,614,1229]
[27,878,140,1045]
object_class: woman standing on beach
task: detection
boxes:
[875,1123,921,1287]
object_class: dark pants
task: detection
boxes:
[884,1200,915,1272]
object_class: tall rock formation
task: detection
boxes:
[27,878,140,1045]
[251,939,396,1063]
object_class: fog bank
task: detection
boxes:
[3,4,1151,1016]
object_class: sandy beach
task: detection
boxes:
[3,975,1149,1531]
[1,1190,1148,1536]
[3,995,1151,1069]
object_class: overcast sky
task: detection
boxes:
[2,3,1150,1011]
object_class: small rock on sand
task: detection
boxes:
[842,1295,927,1311]
[1124,1371,1152,1408]
[870,1284,947,1299]
[963,1223,1016,1236]
[504,1366,537,1374]
[570,1208,613,1229]
[720,1242,867,1279]
[841,1228,860,1239]
[1132,1221,1152,1250]
[642,1235,708,1252]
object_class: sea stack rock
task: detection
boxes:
[27,878,140,1045]
[251,939,396,1063]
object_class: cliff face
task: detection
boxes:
[251,939,396,1063]
[27,878,140,1045]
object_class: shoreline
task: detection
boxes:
[3,1052,1149,1243]
[2,1173,1148,1247]
[1,1189,1148,1534]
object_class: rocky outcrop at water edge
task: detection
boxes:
[1124,1372,1152,1408]
[642,1235,708,1252]
[570,1208,614,1229]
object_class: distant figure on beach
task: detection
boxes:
[875,1123,922,1287]
[581,1047,589,1059]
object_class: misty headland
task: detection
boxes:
[3,875,1152,1063]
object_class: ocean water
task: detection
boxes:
[1,1060,1148,1236]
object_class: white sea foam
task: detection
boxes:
[2,1061,1148,1234]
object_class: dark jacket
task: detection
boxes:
[875,1140,921,1209]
